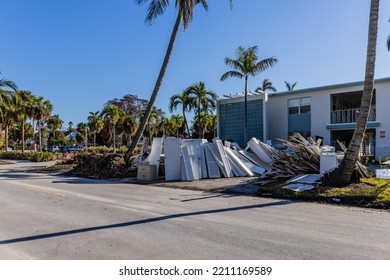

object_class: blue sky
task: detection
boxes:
[1,0,389,127]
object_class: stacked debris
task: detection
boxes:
[65,153,133,179]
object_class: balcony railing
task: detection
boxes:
[330,107,376,124]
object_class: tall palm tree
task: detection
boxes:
[15,90,34,152]
[285,81,297,91]
[100,104,125,153]
[256,79,277,93]
[32,96,53,151]
[124,0,232,162]
[0,91,17,150]
[221,46,277,144]
[184,81,216,138]
[169,91,195,137]
[330,0,380,185]
[87,111,104,147]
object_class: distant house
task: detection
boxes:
[217,77,390,159]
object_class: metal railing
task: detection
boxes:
[330,107,376,124]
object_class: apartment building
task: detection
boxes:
[217,77,390,159]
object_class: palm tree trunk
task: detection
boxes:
[113,125,116,153]
[38,121,42,151]
[5,125,9,151]
[330,0,379,185]
[198,97,201,139]
[22,118,25,153]
[244,76,248,144]
[183,109,190,137]
[94,132,97,147]
[124,12,183,163]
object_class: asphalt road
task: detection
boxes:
[0,161,389,260]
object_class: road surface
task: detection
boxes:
[0,161,389,259]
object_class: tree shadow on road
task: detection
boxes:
[0,200,296,245]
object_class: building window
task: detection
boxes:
[288,97,311,115]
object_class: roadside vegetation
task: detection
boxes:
[258,178,390,209]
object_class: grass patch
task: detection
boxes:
[258,178,390,209]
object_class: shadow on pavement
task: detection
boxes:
[0,200,296,245]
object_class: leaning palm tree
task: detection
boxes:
[124,0,232,162]
[256,79,277,93]
[285,81,297,91]
[330,0,380,185]
[184,81,216,138]
[87,111,104,147]
[100,104,125,153]
[221,46,277,144]
[169,91,195,137]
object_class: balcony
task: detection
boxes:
[330,107,376,124]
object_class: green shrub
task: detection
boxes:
[0,151,57,162]
[29,152,57,162]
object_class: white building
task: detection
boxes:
[217,77,390,159]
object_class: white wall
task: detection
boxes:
[374,81,390,159]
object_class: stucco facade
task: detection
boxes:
[218,77,390,159]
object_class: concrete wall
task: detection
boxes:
[267,78,390,159]
[374,81,390,159]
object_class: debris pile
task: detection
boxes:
[65,153,132,179]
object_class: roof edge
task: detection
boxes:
[269,77,390,97]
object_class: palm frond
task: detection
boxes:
[141,0,170,25]
[223,57,244,71]
[250,57,278,76]
[220,70,243,81]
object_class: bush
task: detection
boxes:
[0,151,57,162]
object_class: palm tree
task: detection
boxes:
[47,114,63,143]
[184,81,216,138]
[87,111,104,147]
[0,74,17,123]
[169,91,195,137]
[32,96,53,151]
[193,112,216,138]
[15,90,34,152]
[256,79,277,93]
[122,115,137,146]
[0,91,17,150]
[285,81,297,91]
[124,0,232,162]
[139,107,161,144]
[330,0,380,185]
[87,111,102,147]
[100,104,125,153]
[0,74,17,92]
[221,46,277,144]
[170,114,184,137]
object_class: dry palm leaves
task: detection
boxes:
[65,153,133,179]
[256,133,370,185]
